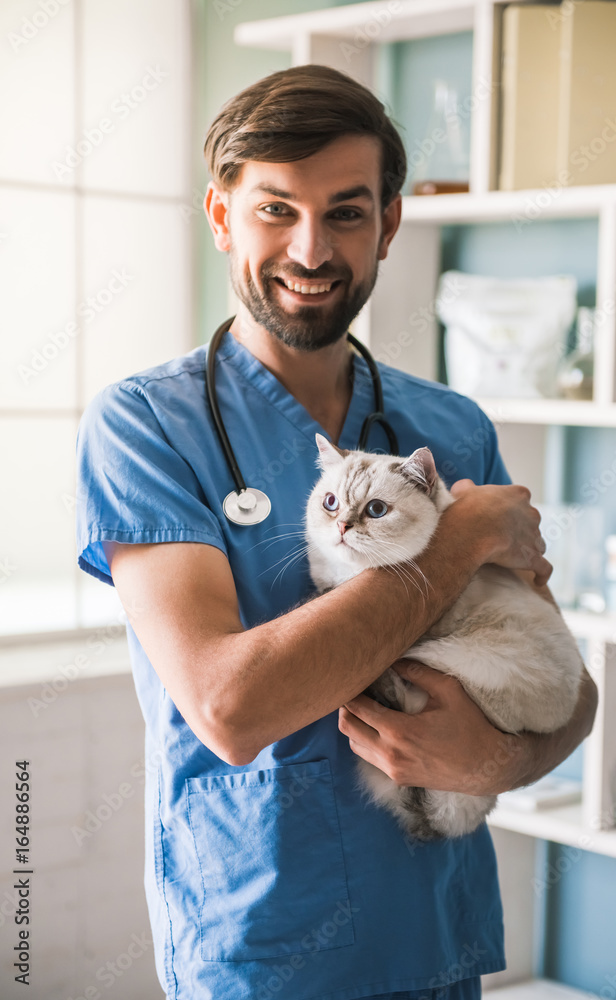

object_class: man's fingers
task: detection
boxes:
[341,693,388,727]
[338,703,382,750]
[392,659,451,693]
[533,556,553,587]
[449,477,475,498]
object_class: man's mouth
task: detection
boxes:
[272,276,342,298]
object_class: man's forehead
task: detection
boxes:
[234,134,382,201]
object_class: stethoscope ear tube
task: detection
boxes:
[347,332,399,455]
[207,317,248,495]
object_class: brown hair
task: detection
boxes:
[204,64,407,210]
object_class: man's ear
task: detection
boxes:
[377,193,402,262]
[204,182,231,252]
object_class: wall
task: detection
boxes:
[0,639,160,1000]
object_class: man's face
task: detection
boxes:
[208,134,400,352]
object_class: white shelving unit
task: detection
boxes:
[236,1,616,991]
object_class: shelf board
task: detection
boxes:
[402,184,616,225]
[488,801,616,858]
[562,609,616,642]
[485,979,595,1000]
[235,0,476,50]
[472,397,616,427]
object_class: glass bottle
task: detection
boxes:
[557,306,595,401]
[411,79,470,195]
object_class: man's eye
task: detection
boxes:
[332,208,361,221]
[261,204,290,216]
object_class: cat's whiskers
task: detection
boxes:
[269,541,320,591]
[360,538,432,602]
[258,540,309,579]
[245,524,307,555]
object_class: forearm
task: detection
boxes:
[210,501,488,761]
[489,666,598,794]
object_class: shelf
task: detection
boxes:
[484,980,594,1000]
[562,610,616,643]
[234,0,543,50]
[401,185,616,224]
[488,801,616,858]
[472,397,616,428]
[235,0,477,50]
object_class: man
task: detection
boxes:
[76,65,596,1000]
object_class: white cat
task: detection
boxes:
[306,433,583,841]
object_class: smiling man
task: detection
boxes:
[76,65,596,1000]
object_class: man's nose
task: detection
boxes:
[338,521,349,537]
[287,218,334,270]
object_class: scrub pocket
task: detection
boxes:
[186,758,355,962]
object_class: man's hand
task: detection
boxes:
[447,479,551,586]
[338,658,597,796]
[338,659,514,794]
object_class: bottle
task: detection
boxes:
[411,79,470,196]
[557,307,595,401]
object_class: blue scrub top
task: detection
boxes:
[76,328,509,1000]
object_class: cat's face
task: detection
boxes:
[306,435,444,571]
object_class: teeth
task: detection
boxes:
[284,279,332,294]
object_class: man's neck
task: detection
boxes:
[228,309,354,445]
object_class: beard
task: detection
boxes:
[227,242,379,352]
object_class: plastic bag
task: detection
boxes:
[435,270,577,397]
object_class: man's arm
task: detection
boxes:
[338,574,598,794]
[104,481,550,766]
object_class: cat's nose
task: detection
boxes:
[337,521,349,536]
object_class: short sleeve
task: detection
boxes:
[76,381,228,586]
[478,408,512,487]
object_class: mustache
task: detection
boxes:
[262,265,351,283]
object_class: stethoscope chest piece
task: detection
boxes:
[223,488,271,525]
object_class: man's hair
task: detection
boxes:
[204,64,407,210]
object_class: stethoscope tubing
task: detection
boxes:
[206,316,399,505]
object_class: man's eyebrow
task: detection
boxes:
[249,183,375,204]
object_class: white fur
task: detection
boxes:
[306,437,583,840]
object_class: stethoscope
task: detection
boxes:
[207,316,400,525]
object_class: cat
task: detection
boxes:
[305,433,583,841]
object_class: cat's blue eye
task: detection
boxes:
[366,499,388,518]
[323,493,339,512]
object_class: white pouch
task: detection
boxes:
[435,271,578,397]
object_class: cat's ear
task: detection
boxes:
[399,447,437,495]
[315,433,346,469]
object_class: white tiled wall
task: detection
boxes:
[0,0,194,637]
[0,640,163,999]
